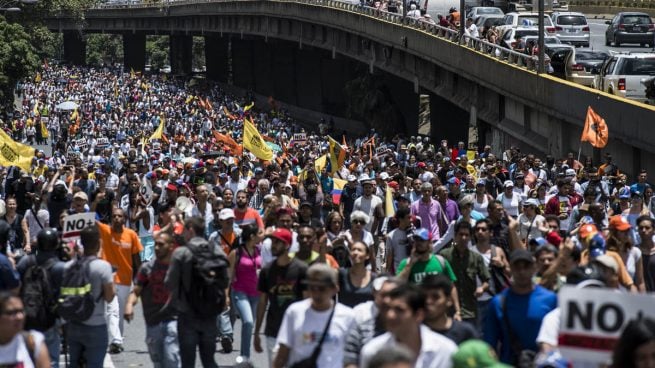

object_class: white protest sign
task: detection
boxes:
[558,286,655,365]
[140,177,153,206]
[62,213,96,242]
[375,146,387,157]
[96,137,110,148]
[292,133,306,144]
[74,138,88,152]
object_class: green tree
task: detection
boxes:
[192,36,205,72]
[146,35,169,71]
[0,16,39,108]
[87,34,123,66]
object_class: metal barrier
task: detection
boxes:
[93,0,543,72]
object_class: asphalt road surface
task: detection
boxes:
[58,302,270,368]
[585,17,654,54]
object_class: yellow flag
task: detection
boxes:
[243,119,273,161]
[33,101,39,116]
[41,122,49,139]
[0,129,35,171]
[298,155,326,182]
[385,185,395,217]
[149,116,165,141]
[130,68,136,79]
[34,72,42,83]
[243,102,255,112]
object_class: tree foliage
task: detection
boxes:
[146,35,169,71]
[87,34,123,66]
[0,16,39,108]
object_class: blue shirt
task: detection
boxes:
[0,253,20,291]
[483,285,557,364]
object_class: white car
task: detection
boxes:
[593,53,655,103]
[467,6,504,22]
[497,12,556,36]
[551,12,590,47]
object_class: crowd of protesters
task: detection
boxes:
[0,63,654,368]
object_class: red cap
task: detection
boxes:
[269,228,292,247]
[166,183,178,192]
[388,181,399,191]
[609,215,631,231]
[417,162,426,168]
[545,231,562,247]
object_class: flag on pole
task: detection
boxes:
[34,72,42,83]
[243,119,274,161]
[149,116,165,141]
[580,106,608,148]
[243,102,255,112]
[385,185,396,217]
[332,178,347,205]
[328,136,346,174]
[0,129,35,171]
[213,130,243,156]
[33,101,39,116]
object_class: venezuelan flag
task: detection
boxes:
[332,178,347,205]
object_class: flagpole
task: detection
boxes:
[577,144,582,163]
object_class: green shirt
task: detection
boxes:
[397,254,457,285]
[439,246,491,320]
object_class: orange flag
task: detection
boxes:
[213,130,243,156]
[580,106,608,148]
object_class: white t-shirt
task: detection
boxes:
[277,299,355,368]
[353,195,383,232]
[360,325,457,368]
[0,330,44,368]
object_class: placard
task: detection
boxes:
[96,137,109,148]
[62,213,96,242]
[559,285,655,365]
[292,133,307,144]
[375,146,388,157]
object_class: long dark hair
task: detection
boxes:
[238,223,260,249]
[612,318,655,368]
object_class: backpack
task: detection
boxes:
[21,257,58,331]
[58,256,99,322]
[186,238,229,318]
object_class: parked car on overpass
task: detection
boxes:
[593,52,655,104]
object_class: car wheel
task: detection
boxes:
[584,43,590,48]
[641,43,646,47]
[605,37,610,46]
[615,39,621,47]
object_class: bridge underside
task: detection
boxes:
[49,2,655,175]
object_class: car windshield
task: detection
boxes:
[622,58,655,75]
[622,15,652,25]
[557,15,587,25]
[576,51,609,61]
[515,30,540,38]
[479,8,502,14]
[518,16,550,26]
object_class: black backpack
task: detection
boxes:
[58,256,99,322]
[21,257,58,331]
[186,238,229,318]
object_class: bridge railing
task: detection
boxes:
[93,0,542,72]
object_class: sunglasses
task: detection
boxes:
[308,285,330,292]
[1,309,24,317]
[352,219,366,225]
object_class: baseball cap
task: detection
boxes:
[447,177,460,186]
[523,198,540,207]
[476,179,486,186]
[452,340,512,368]
[618,187,631,199]
[303,263,338,287]
[588,233,606,258]
[300,201,313,209]
[166,183,178,192]
[73,191,88,201]
[594,254,619,274]
[528,237,547,248]
[218,208,235,221]
[546,231,562,247]
[578,223,599,241]
[268,228,292,247]
[347,175,357,182]
[388,181,399,191]
[417,162,426,169]
[412,228,432,241]
[510,249,535,264]
[372,276,390,292]
[503,180,514,188]
[609,215,631,231]
[379,172,390,181]
[565,169,576,177]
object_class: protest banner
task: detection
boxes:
[292,133,307,145]
[96,137,110,148]
[62,213,96,242]
[559,286,655,365]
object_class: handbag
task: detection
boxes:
[289,305,336,368]
[501,295,535,368]
[489,246,511,295]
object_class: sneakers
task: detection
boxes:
[108,343,124,354]
[221,336,233,353]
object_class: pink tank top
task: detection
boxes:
[231,246,261,296]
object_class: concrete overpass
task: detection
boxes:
[47,0,655,176]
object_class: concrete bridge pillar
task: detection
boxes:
[123,33,146,73]
[204,35,228,82]
[169,35,193,75]
[429,93,469,146]
[63,31,86,66]
[232,38,255,89]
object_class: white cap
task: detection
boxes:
[347,175,357,182]
[379,172,390,181]
[219,208,235,220]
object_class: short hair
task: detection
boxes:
[386,283,425,313]
[350,210,370,224]
[420,182,433,192]
[475,218,491,228]
[454,220,472,235]
[636,215,654,227]
[80,225,101,253]
[235,189,248,197]
[184,216,205,237]
[535,244,559,257]
[488,200,503,212]
[420,274,453,295]
[395,207,411,220]
[258,178,270,187]
[544,214,560,226]
[583,187,596,198]
[367,344,415,368]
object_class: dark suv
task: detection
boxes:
[605,12,654,47]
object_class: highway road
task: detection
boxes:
[586,17,654,54]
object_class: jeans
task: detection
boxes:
[107,284,131,345]
[477,299,491,337]
[44,325,60,368]
[217,308,233,340]
[232,291,259,358]
[66,323,108,368]
[140,235,155,262]
[146,320,181,368]
[178,314,218,368]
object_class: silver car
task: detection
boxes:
[593,53,655,103]
[551,12,590,47]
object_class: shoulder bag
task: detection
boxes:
[289,305,336,368]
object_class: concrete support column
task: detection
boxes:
[204,35,228,82]
[271,40,297,105]
[231,38,255,90]
[251,39,273,96]
[63,31,86,66]
[123,33,146,73]
[295,47,324,113]
[380,74,418,136]
[429,93,469,145]
[169,35,193,75]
